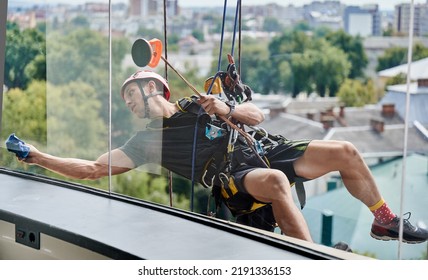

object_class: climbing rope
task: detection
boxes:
[162,0,173,207]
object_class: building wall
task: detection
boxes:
[129,0,177,17]
[344,5,381,37]
[394,2,428,36]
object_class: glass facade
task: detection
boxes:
[1,0,427,260]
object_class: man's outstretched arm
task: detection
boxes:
[20,145,134,180]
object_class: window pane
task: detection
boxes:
[2,0,427,260]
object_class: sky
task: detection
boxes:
[11,0,428,11]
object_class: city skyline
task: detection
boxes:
[10,0,428,11]
[180,0,426,11]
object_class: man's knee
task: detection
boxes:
[338,141,360,159]
[264,169,291,195]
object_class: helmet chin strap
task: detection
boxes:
[136,81,163,118]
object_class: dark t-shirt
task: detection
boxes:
[119,111,228,182]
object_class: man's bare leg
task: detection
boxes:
[243,168,313,242]
[293,140,428,244]
[293,140,382,207]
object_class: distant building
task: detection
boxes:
[242,4,304,28]
[380,79,428,125]
[129,0,178,18]
[376,57,428,125]
[344,5,382,37]
[394,2,428,36]
[303,0,343,30]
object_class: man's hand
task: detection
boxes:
[17,144,39,164]
[197,95,231,117]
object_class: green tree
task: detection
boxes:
[70,15,90,29]
[46,29,109,87]
[337,79,376,107]
[376,46,407,71]
[293,21,311,32]
[289,51,313,96]
[237,38,271,94]
[0,81,47,170]
[45,81,107,159]
[311,40,351,97]
[325,30,368,79]
[45,28,131,147]
[135,26,164,42]
[192,29,204,42]
[267,30,312,95]
[25,53,46,82]
[263,17,283,32]
[1,81,47,144]
[376,43,428,71]
[266,30,350,97]
[5,21,46,89]
[385,73,407,88]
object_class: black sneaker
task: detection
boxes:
[333,241,353,252]
[370,212,428,244]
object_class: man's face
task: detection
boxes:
[123,81,147,118]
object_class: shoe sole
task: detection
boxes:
[370,232,425,244]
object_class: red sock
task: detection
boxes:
[369,199,396,224]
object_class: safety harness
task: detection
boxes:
[175,93,290,216]
[203,57,309,224]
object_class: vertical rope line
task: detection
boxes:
[398,0,414,260]
[108,0,112,195]
[217,0,228,72]
[238,0,242,75]
[163,0,173,207]
[230,0,240,57]
[163,0,168,79]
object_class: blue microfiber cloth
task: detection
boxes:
[5,133,30,159]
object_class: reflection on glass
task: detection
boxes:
[1,0,427,260]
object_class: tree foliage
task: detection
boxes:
[325,30,368,79]
[266,30,350,97]
[4,21,46,90]
[1,81,47,171]
[337,79,376,107]
[263,17,283,32]
[205,28,366,98]
[1,81,47,144]
[376,43,428,71]
[44,28,132,147]
[45,81,108,159]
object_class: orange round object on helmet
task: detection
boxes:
[120,70,171,101]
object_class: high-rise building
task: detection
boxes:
[394,2,428,36]
[344,5,381,37]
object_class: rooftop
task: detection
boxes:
[378,57,428,80]
[380,88,428,125]
[259,101,427,156]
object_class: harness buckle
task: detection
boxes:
[205,123,225,140]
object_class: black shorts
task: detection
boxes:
[223,139,311,215]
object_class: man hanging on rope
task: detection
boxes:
[11,70,428,245]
